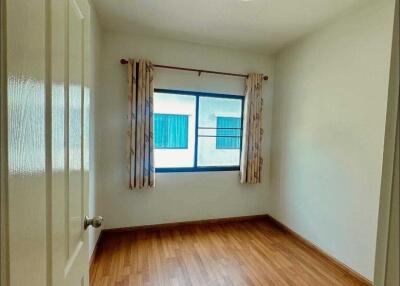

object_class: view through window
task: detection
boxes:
[153,89,244,171]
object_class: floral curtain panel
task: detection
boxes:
[240,73,264,184]
[127,59,155,189]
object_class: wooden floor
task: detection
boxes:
[90,219,369,286]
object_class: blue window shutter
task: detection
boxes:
[216,117,241,149]
[154,114,189,149]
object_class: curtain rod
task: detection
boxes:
[120,59,268,81]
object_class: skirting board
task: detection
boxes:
[90,214,372,285]
[102,214,269,233]
[266,215,373,286]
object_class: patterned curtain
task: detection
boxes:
[127,59,155,189]
[240,73,264,184]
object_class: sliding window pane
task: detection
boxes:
[153,92,195,168]
[197,96,243,167]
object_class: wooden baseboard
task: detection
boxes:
[265,215,373,286]
[102,214,269,233]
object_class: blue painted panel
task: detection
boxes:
[154,114,189,149]
[216,117,241,149]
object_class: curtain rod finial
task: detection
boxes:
[263,75,268,81]
[120,59,128,64]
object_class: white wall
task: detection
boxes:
[374,1,399,284]
[88,5,102,258]
[96,33,274,229]
[271,0,396,281]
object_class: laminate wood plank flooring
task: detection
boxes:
[90,219,369,286]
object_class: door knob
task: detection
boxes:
[84,216,103,230]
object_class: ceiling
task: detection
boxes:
[93,0,366,54]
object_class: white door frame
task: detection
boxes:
[0,0,10,283]
[374,1,400,284]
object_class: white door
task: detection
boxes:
[3,0,98,285]
[52,0,93,285]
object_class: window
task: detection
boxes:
[154,114,189,149]
[216,117,241,149]
[154,89,244,172]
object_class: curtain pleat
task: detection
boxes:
[127,59,155,189]
[240,73,264,184]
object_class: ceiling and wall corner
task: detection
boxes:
[93,0,368,55]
